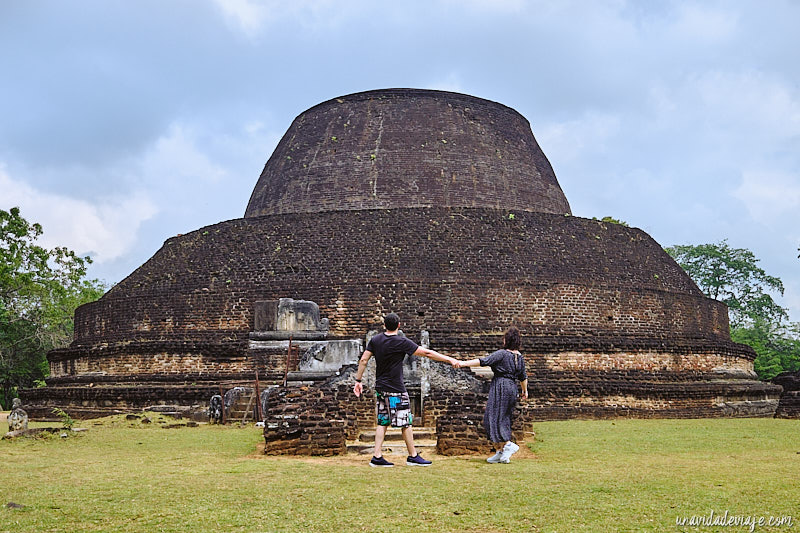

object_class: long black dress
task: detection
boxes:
[479,349,527,443]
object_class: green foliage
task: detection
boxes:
[733,321,800,381]
[592,216,629,227]
[51,406,75,429]
[665,240,800,380]
[0,207,106,409]
[665,240,786,328]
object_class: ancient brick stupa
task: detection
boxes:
[23,88,781,423]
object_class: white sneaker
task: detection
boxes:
[498,442,520,463]
[486,450,503,463]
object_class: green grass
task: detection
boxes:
[2,416,799,532]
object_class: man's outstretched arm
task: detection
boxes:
[413,346,458,367]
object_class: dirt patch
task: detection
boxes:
[245,440,537,466]
[246,442,384,466]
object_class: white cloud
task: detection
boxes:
[535,112,621,163]
[649,70,800,147]
[137,123,229,187]
[733,169,800,226]
[441,0,526,13]
[669,3,739,43]
[1,115,280,283]
[210,0,354,38]
[211,0,271,38]
[0,122,229,267]
[0,165,157,263]
[694,71,800,139]
[424,73,464,94]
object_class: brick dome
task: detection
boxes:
[25,89,781,421]
[245,89,571,217]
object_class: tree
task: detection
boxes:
[732,320,800,381]
[665,240,786,328]
[665,240,799,380]
[0,207,105,409]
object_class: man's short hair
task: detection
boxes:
[384,313,400,331]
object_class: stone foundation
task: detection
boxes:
[522,370,781,419]
[262,384,357,456]
[433,391,534,455]
[23,350,779,426]
[543,351,753,374]
[20,383,217,420]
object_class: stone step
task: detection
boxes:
[346,441,437,455]
[357,427,435,442]
[228,410,255,419]
[228,393,257,422]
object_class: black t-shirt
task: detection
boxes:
[367,332,419,393]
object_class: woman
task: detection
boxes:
[457,326,528,463]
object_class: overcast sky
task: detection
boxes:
[2,0,799,322]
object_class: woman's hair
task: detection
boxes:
[503,326,521,351]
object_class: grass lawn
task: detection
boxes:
[1,415,799,532]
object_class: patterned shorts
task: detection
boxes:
[376,391,413,428]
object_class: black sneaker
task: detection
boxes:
[369,456,394,467]
[406,454,432,466]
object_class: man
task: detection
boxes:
[353,312,457,467]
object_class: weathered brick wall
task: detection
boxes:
[262,385,355,456]
[436,411,495,455]
[522,370,781,419]
[46,346,752,383]
[49,352,253,377]
[540,351,753,373]
[20,384,217,420]
[46,343,753,387]
[430,390,534,455]
[58,208,746,381]
[327,384,374,438]
[74,209,713,342]
[48,341,293,382]
[245,88,571,218]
